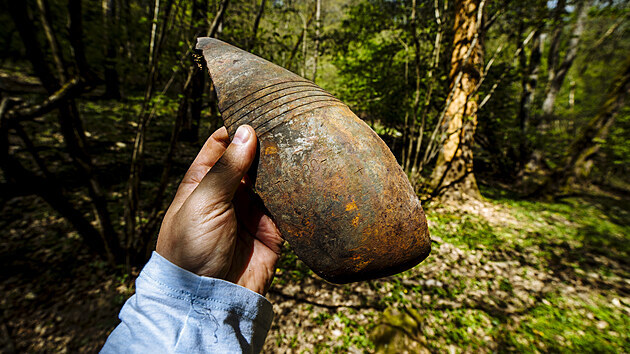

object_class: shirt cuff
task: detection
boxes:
[142,251,274,329]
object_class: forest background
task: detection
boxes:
[0,0,628,352]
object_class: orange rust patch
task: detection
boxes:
[345,200,358,211]
[353,259,370,271]
[348,253,368,270]
[352,214,360,227]
[265,146,278,155]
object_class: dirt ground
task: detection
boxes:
[1,188,628,353]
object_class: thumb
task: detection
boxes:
[189,125,258,208]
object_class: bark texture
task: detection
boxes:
[429,0,484,199]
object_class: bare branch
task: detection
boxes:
[5,78,85,122]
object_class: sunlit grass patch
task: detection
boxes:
[371,306,497,353]
[506,293,630,353]
[362,187,629,353]
[494,194,630,280]
[428,212,507,250]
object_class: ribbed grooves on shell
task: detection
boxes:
[223,82,344,133]
[224,85,325,128]
[255,99,347,137]
[222,80,317,121]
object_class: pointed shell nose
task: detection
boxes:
[197,38,431,283]
[196,38,344,138]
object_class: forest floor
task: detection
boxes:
[1,183,628,353]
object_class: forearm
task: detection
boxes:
[101,252,273,353]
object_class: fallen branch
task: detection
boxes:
[4,77,85,122]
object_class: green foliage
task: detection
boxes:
[599,105,630,178]
[329,0,450,160]
[330,1,410,123]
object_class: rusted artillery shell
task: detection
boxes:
[197,38,430,283]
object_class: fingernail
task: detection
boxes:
[232,126,251,145]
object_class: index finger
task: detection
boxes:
[168,126,230,214]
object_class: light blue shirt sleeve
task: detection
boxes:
[101,252,274,353]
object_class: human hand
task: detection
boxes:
[156,125,283,295]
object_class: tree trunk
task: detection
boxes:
[403,0,421,173]
[178,0,227,142]
[148,0,161,69]
[179,0,208,142]
[407,0,444,180]
[207,0,230,36]
[520,0,591,183]
[125,0,175,265]
[312,0,321,82]
[533,56,630,197]
[301,13,308,77]
[286,7,315,71]
[36,0,67,83]
[247,0,266,52]
[428,0,484,200]
[7,1,59,92]
[102,0,121,99]
[540,0,590,119]
[517,29,541,168]
[68,0,95,82]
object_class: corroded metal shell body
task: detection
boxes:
[197,38,430,283]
